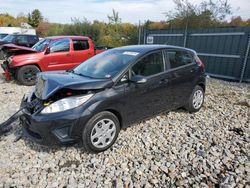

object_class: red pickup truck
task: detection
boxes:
[1,36,107,85]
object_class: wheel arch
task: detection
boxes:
[198,82,206,92]
[105,109,123,129]
[16,63,42,71]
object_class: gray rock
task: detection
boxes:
[150,179,158,185]
[0,78,249,187]
[160,165,168,174]
[181,172,187,178]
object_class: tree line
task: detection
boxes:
[0,0,249,47]
[0,9,138,47]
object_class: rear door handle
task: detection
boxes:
[66,54,71,57]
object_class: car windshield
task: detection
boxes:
[2,34,16,42]
[73,49,140,79]
[32,39,51,51]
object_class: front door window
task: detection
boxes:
[50,39,70,53]
[132,51,164,77]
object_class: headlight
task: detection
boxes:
[41,94,93,114]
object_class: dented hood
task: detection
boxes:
[35,71,113,100]
[1,43,37,53]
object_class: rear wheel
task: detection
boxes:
[17,65,40,86]
[185,85,204,113]
[82,111,120,153]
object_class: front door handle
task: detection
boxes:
[190,68,195,73]
[66,54,71,57]
[159,79,169,84]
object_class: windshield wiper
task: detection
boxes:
[69,70,110,80]
[78,73,96,79]
[70,70,95,79]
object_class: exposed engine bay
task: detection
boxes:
[0,73,99,137]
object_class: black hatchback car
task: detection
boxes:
[20,45,206,153]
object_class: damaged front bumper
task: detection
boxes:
[20,92,93,146]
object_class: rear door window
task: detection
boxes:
[166,50,194,69]
[132,51,164,77]
[73,40,89,51]
[50,39,70,53]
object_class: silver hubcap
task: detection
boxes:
[91,119,116,149]
[192,90,203,109]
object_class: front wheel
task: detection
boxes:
[82,111,120,153]
[17,65,40,86]
[185,85,205,113]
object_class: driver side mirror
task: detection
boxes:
[45,47,50,55]
[130,75,147,84]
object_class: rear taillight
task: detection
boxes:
[195,55,205,70]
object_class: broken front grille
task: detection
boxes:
[23,93,44,114]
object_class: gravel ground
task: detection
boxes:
[0,66,249,187]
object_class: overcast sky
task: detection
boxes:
[0,0,249,24]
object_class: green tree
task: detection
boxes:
[107,9,121,25]
[47,23,65,36]
[28,9,43,27]
[36,19,49,37]
[103,9,138,47]
[165,0,232,29]
[62,18,100,42]
[16,13,28,26]
[0,13,28,27]
[0,13,15,26]
[143,20,169,30]
[229,16,250,27]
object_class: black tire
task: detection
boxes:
[82,111,120,153]
[185,85,205,113]
[17,65,40,86]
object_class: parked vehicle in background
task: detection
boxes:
[21,45,206,153]
[0,33,8,39]
[0,34,39,47]
[1,36,107,85]
[0,26,36,36]
[0,27,37,59]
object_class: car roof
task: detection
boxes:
[9,33,37,36]
[115,45,196,54]
[45,36,90,40]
